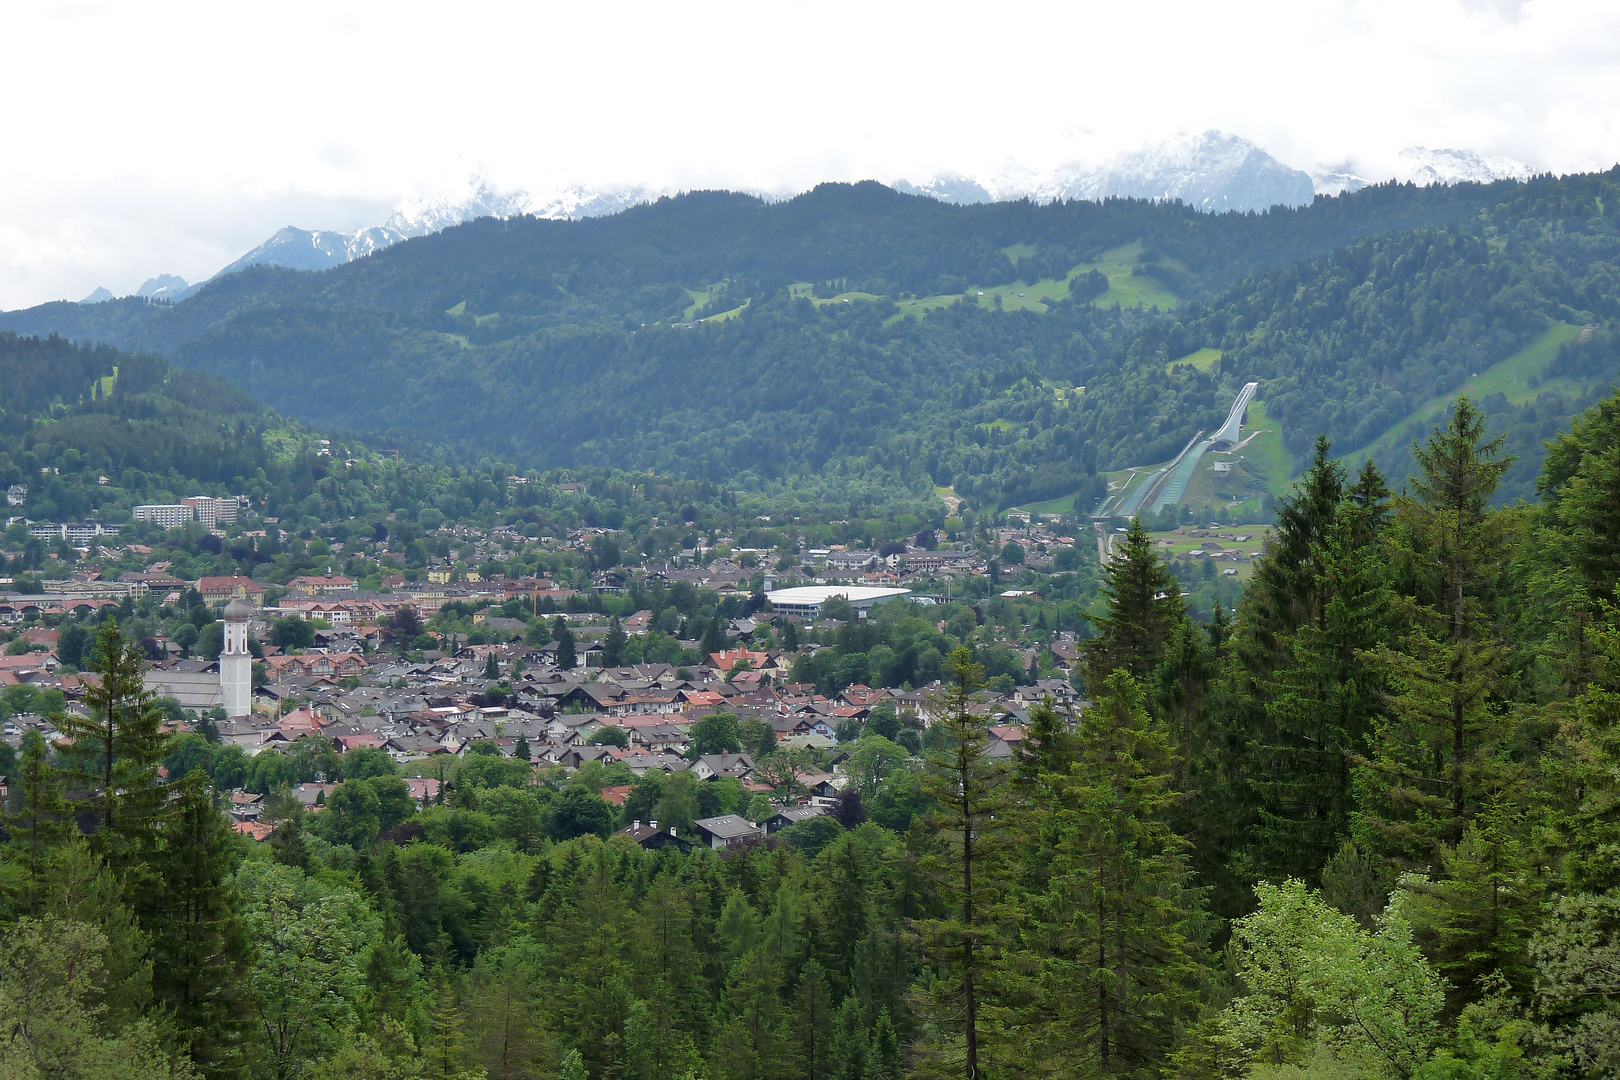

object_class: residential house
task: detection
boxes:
[766,805,829,833]
[618,820,695,853]
[689,753,755,782]
[691,815,764,849]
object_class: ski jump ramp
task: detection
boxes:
[1209,382,1258,450]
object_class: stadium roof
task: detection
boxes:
[766,586,911,608]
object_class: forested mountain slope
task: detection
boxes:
[0,333,920,544]
[6,174,1620,509]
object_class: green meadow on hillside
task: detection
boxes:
[1347,320,1586,464]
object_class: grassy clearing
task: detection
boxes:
[682,289,711,321]
[445,301,467,316]
[971,275,1073,314]
[1240,400,1295,499]
[814,291,886,307]
[437,332,472,350]
[1348,321,1584,463]
[1148,525,1274,581]
[952,242,1181,315]
[700,302,748,323]
[1075,242,1180,311]
[1168,347,1222,373]
[796,239,1184,324]
[1009,492,1083,517]
[1002,242,1039,264]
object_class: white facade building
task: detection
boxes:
[133,504,193,528]
[220,597,254,718]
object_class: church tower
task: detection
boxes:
[220,596,254,718]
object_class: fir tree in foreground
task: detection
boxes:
[914,647,1009,1080]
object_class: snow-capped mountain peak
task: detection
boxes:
[204,177,661,287]
[900,131,1317,214]
[1396,147,1532,186]
[526,183,659,221]
[384,177,532,238]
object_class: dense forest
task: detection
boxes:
[3,176,1619,510]
[4,389,1619,1079]
[0,332,950,541]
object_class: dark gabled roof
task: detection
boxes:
[693,814,761,840]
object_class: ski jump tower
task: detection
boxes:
[1209,381,1259,450]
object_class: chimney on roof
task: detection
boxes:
[650,820,658,831]
[669,826,675,836]
[633,820,641,831]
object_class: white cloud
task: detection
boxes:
[2,0,1618,308]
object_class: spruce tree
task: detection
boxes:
[0,729,72,917]
[1086,518,1184,688]
[425,980,472,1080]
[915,647,1009,1080]
[1251,435,1347,641]
[703,616,728,657]
[1555,603,1620,891]
[142,769,249,1078]
[1247,517,1392,881]
[1406,803,1545,1008]
[483,653,499,680]
[792,960,835,1080]
[56,619,170,857]
[713,947,789,1080]
[1537,392,1620,606]
[1011,670,1208,1079]
[603,617,628,668]
[554,620,577,671]
[1357,398,1514,863]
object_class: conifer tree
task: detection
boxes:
[1,729,72,917]
[1554,602,1620,891]
[915,647,1009,1080]
[1405,803,1545,1007]
[1086,518,1184,688]
[1011,698,1075,902]
[483,653,499,680]
[1252,436,1347,640]
[1346,458,1393,539]
[466,944,551,1080]
[713,947,789,1080]
[554,619,577,671]
[1537,392,1620,606]
[1154,617,1215,776]
[792,960,835,1080]
[703,615,728,657]
[143,768,249,1078]
[1248,517,1392,881]
[424,980,475,1080]
[1358,398,1514,863]
[269,807,312,873]
[603,617,628,668]
[827,995,876,1080]
[1011,670,1207,1078]
[56,620,170,856]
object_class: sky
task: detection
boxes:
[3,0,1619,310]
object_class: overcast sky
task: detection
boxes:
[3,0,1618,310]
